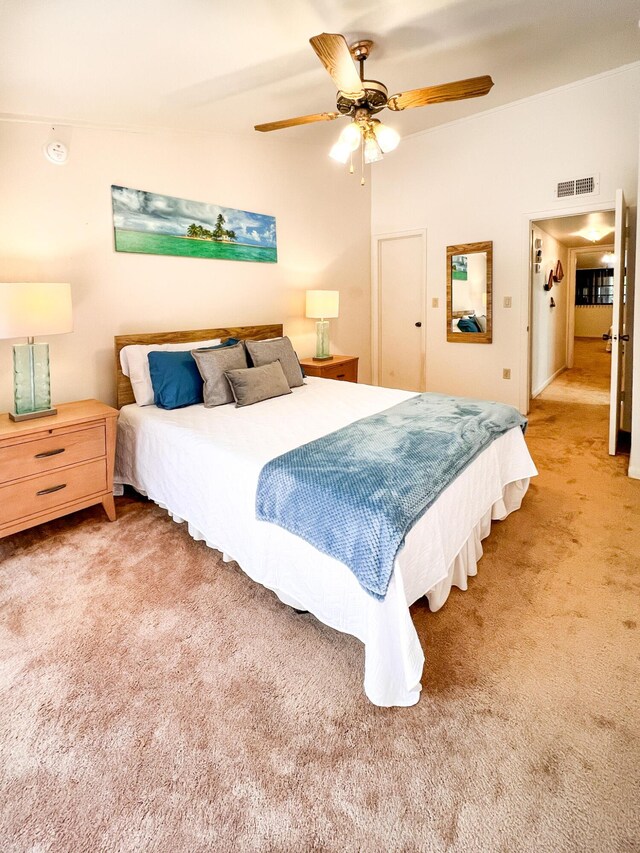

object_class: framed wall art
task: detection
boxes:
[111,186,277,263]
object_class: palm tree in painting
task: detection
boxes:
[227,230,237,242]
[187,223,199,238]
[213,213,226,240]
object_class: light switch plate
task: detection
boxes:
[503,296,512,308]
[432,297,439,308]
[503,368,511,380]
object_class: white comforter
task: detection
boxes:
[114,378,537,706]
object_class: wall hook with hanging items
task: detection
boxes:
[544,269,554,291]
[550,296,556,308]
[533,237,542,273]
[553,260,564,283]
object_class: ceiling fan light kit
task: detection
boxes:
[363,130,383,164]
[255,33,494,185]
[372,120,400,153]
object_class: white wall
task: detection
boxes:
[0,121,371,412]
[531,225,569,396]
[371,63,640,412]
[574,305,613,337]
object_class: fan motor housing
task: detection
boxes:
[337,80,388,116]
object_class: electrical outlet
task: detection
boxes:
[503,368,511,380]
[503,296,512,308]
[432,297,439,308]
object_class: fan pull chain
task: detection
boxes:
[349,151,354,175]
[361,142,365,186]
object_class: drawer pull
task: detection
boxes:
[36,483,67,496]
[35,448,66,459]
[337,373,346,379]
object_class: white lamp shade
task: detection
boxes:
[339,122,361,151]
[329,141,351,164]
[306,290,339,319]
[0,283,73,339]
[363,134,383,164]
[373,122,400,153]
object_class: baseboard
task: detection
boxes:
[531,365,567,399]
[628,464,640,480]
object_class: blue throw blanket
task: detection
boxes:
[256,393,527,600]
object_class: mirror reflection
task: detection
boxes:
[447,241,493,343]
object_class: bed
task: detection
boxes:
[113,325,537,707]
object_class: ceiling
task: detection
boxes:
[574,249,615,269]
[1,1,639,144]
[535,211,616,268]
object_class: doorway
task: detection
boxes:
[371,230,426,392]
[526,191,630,455]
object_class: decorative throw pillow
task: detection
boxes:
[120,338,221,406]
[192,341,248,407]
[457,317,481,333]
[245,337,304,388]
[224,360,292,408]
[147,339,241,410]
[148,350,203,410]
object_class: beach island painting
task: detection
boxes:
[111,185,277,263]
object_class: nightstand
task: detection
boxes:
[0,399,119,538]
[300,355,358,383]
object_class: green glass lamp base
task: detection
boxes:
[313,319,333,361]
[9,407,57,423]
[10,341,56,422]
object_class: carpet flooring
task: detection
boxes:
[1,338,638,852]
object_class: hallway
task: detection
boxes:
[539,337,610,407]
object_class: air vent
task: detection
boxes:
[575,176,595,195]
[557,180,575,198]
[554,173,599,200]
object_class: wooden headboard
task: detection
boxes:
[114,324,283,408]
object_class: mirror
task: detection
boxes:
[446,241,493,343]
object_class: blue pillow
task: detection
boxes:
[148,339,240,410]
[457,317,481,333]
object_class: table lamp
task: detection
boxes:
[0,283,73,421]
[306,290,339,361]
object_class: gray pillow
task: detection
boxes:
[192,342,248,407]
[224,360,292,408]
[245,337,304,388]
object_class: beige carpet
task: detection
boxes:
[1,342,639,852]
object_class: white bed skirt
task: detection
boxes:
[132,476,529,707]
[425,478,528,612]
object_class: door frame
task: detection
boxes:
[371,229,427,389]
[521,199,617,414]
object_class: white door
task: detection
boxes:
[375,232,426,391]
[609,189,627,455]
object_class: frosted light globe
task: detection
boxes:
[373,122,400,153]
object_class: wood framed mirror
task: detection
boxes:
[446,241,493,343]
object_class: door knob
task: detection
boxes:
[602,333,611,340]
[620,334,630,341]
[415,322,422,328]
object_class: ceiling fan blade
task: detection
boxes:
[387,75,494,111]
[255,112,339,132]
[309,33,364,99]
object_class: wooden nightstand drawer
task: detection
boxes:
[0,459,107,527]
[300,355,359,383]
[320,360,358,382]
[0,424,105,484]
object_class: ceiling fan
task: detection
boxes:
[255,33,494,182]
